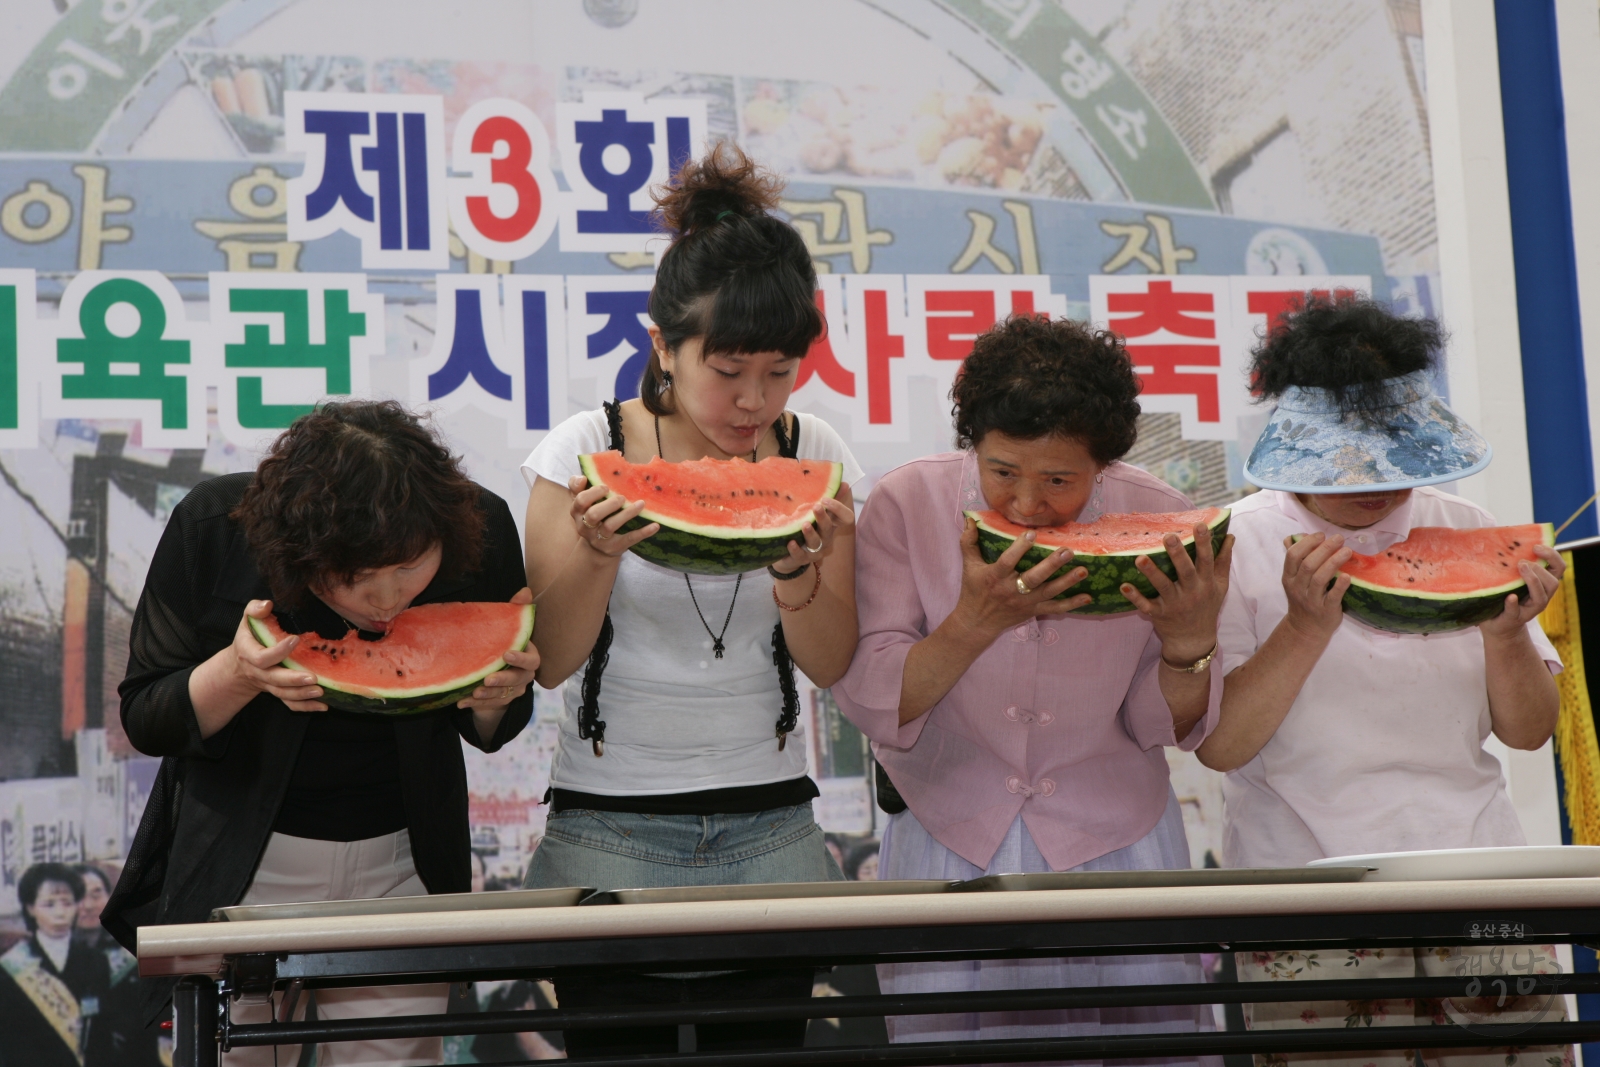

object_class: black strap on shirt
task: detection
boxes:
[576,404,804,762]
[574,402,627,756]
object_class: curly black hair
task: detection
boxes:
[231,400,485,611]
[1250,295,1444,425]
[951,314,1143,464]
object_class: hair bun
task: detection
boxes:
[654,142,784,235]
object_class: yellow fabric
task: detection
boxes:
[0,942,82,1062]
[1540,551,1600,845]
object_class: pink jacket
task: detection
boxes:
[832,453,1221,871]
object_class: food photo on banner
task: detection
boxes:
[0,0,1540,1062]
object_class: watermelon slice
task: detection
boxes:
[967,508,1231,615]
[579,450,844,575]
[1326,523,1555,634]
[247,601,535,714]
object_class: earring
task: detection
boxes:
[1095,472,1105,484]
[661,370,674,388]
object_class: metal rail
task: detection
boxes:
[165,897,1600,1066]
[221,972,1598,1046]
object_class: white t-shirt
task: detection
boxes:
[1217,487,1562,868]
[522,409,865,796]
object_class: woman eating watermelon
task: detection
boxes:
[1203,296,1568,1066]
[831,312,1233,1056]
[519,144,862,1058]
[106,400,538,1067]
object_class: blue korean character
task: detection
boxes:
[290,93,446,268]
[573,109,656,235]
[587,290,652,400]
[302,110,375,226]
[429,287,512,402]
[520,288,551,430]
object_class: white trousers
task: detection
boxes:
[221,830,447,1067]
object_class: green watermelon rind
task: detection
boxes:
[1305,523,1555,635]
[246,603,535,716]
[579,453,845,576]
[966,508,1232,615]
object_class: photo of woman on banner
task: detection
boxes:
[1,862,111,1067]
[520,144,861,1059]
[1203,297,1569,1067]
[102,400,537,1067]
[73,862,161,1067]
[831,313,1230,1055]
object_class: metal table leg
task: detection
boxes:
[173,976,219,1067]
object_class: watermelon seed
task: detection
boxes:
[396,670,403,677]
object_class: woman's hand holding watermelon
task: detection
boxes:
[213,599,329,720]
[456,588,541,725]
[1277,531,1353,643]
[1479,544,1564,639]
[771,492,856,577]
[888,518,1088,727]
[568,475,660,556]
[953,516,1093,635]
[1121,523,1235,666]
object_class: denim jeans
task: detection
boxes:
[523,802,842,1058]
[523,802,844,891]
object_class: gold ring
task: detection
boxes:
[580,514,599,529]
[1016,576,1033,596]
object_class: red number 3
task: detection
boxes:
[448,99,557,261]
[466,115,542,243]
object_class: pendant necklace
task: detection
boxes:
[658,414,756,659]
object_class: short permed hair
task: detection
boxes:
[231,400,485,611]
[1250,295,1444,426]
[19,862,83,932]
[951,314,1143,464]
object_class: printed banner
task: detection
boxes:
[0,1,1447,914]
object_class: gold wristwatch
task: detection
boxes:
[1161,644,1217,674]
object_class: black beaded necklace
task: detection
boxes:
[658,414,752,659]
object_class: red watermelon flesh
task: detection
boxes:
[578,450,844,575]
[247,601,535,715]
[580,451,841,534]
[971,508,1227,553]
[967,507,1231,614]
[1329,523,1554,634]
[1338,525,1549,593]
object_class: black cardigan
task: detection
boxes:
[102,472,532,1017]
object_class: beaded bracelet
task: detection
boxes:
[767,561,811,581]
[773,559,822,612]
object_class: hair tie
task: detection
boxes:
[715,209,736,222]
